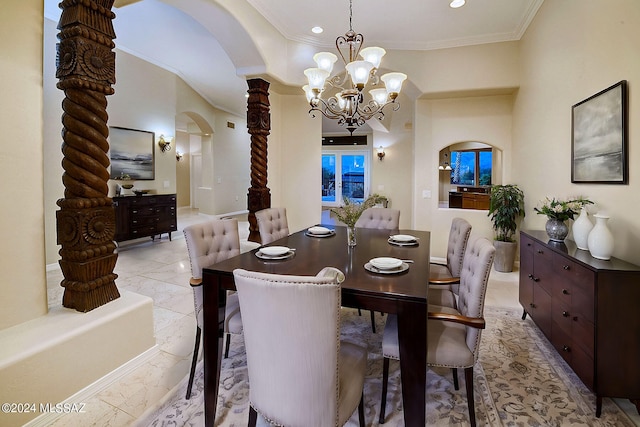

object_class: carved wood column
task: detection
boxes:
[55,0,119,312]
[246,78,271,243]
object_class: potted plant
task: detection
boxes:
[487,184,525,272]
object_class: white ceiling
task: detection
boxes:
[44,0,543,127]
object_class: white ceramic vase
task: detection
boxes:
[572,207,593,250]
[587,214,614,260]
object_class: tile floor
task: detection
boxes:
[43,208,639,426]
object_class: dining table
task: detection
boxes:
[202,225,430,426]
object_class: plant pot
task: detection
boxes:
[493,240,517,272]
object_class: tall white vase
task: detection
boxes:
[587,214,614,260]
[572,207,593,250]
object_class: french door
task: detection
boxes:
[321,150,370,207]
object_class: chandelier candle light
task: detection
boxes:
[303,0,407,134]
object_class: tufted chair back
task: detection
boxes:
[183,218,241,327]
[355,208,400,230]
[446,217,473,278]
[255,207,289,244]
[457,235,495,357]
[233,268,367,427]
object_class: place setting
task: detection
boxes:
[305,226,336,238]
[388,234,419,246]
[255,245,296,260]
[364,257,411,274]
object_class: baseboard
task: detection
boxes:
[24,345,160,427]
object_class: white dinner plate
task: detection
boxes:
[365,262,409,274]
[390,234,417,243]
[255,250,294,260]
[259,246,290,256]
[369,257,403,270]
[387,237,419,247]
[307,226,332,235]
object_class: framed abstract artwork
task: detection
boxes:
[571,80,628,184]
[109,126,155,180]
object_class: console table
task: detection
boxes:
[113,194,177,242]
[519,230,640,416]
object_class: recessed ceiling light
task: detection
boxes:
[312,26,323,34]
[450,0,465,8]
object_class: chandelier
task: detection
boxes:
[302,0,407,135]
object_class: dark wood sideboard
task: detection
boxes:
[113,194,177,242]
[519,230,640,417]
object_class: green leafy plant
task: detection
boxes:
[331,194,386,227]
[534,196,593,222]
[488,184,526,242]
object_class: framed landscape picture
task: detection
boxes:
[109,126,155,180]
[571,80,627,184]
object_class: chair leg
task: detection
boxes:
[465,367,476,427]
[248,406,258,427]
[452,367,459,390]
[379,357,390,424]
[224,332,231,358]
[370,310,376,333]
[185,326,201,399]
[358,393,365,427]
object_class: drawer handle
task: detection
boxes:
[529,303,535,308]
[537,250,544,254]
[563,265,570,270]
[528,274,533,279]
[562,345,571,352]
[532,277,539,282]
[562,289,569,295]
[527,243,532,247]
[132,210,138,214]
[562,311,569,317]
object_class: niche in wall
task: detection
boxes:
[438,142,502,209]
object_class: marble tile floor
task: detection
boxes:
[43,208,639,426]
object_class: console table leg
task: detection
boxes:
[596,395,602,417]
[631,398,640,415]
[521,309,528,320]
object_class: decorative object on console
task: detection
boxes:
[534,197,591,242]
[302,0,407,135]
[587,213,614,260]
[572,207,593,250]
[158,134,172,152]
[571,80,628,184]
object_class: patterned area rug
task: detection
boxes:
[134,307,634,426]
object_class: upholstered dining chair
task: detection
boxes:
[354,207,400,332]
[379,235,495,426]
[355,207,400,230]
[428,217,472,308]
[255,207,289,244]
[183,218,243,399]
[233,268,367,427]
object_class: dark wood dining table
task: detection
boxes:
[202,225,430,426]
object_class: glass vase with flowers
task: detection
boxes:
[331,194,385,247]
[534,197,593,241]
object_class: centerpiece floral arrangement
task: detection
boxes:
[534,197,593,222]
[331,194,386,246]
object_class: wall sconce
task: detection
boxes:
[158,135,172,152]
[176,151,184,161]
[377,146,386,161]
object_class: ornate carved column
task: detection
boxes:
[246,78,271,243]
[55,0,119,312]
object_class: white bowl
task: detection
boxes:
[390,234,417,242]
[308,226,332,235]
[260,246,290,256]
[370,257,403,270]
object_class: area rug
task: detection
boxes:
[134,307,634,426]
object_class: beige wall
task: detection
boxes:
[513,0,640,265]
[413,94,514,258]
[0,0,48,329]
